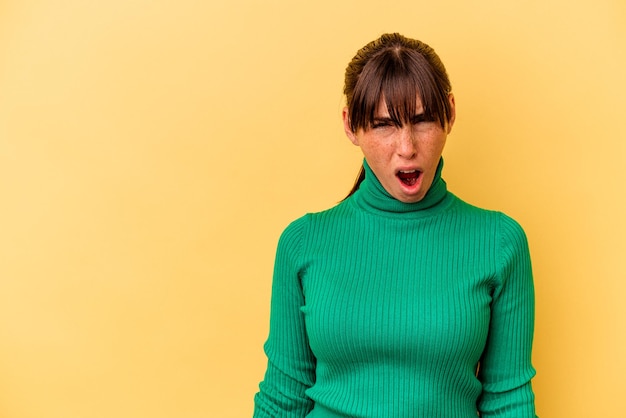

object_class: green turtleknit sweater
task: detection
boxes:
[254,159,537,417]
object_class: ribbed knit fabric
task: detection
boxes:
[254,158,537,418]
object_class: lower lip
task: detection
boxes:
[397,173,423,193]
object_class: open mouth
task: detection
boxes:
[397,170,421,186]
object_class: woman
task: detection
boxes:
[254,33,537,417]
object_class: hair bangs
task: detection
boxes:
[348,48,451,132]
[382,54,426,127]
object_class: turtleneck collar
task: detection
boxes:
[351,157,450,217]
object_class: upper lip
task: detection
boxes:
[396,167,421,174]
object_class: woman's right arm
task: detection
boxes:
[253,216,316,417]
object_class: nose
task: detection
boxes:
[397,126,417,159]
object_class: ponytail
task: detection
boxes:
[343,165,365,200]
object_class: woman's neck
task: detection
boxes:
[350,158,450,217]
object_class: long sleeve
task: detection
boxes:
[254,216,316,417]
[477,214,537,417]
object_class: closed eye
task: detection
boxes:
[371,118,395,129]
[410,113,435,125]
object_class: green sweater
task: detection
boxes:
[254,159,536,417]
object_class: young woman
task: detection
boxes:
[254,33,537,417]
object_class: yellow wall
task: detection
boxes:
[1,1,624,417]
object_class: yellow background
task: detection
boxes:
[1,0,625,417]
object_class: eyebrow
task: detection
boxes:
[410,113,432,123]
[373,113,430,125]
[372,117,395,123]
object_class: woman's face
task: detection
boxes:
[343,94,455,203]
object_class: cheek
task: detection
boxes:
[360,141,392,161]
[423,135,446,157]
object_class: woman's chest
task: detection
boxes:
[300,232,496,366]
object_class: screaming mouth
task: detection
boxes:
[397,170,420,186]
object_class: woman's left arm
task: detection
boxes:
[477,214,538,417]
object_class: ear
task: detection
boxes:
[446,94,456,134]
[342,107,359,146]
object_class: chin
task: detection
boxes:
[397,194,425,203]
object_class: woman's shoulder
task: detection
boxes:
[277,213,311,243]
[448,194,528,236]
[298,199,354,224]
[277,200,354,241]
